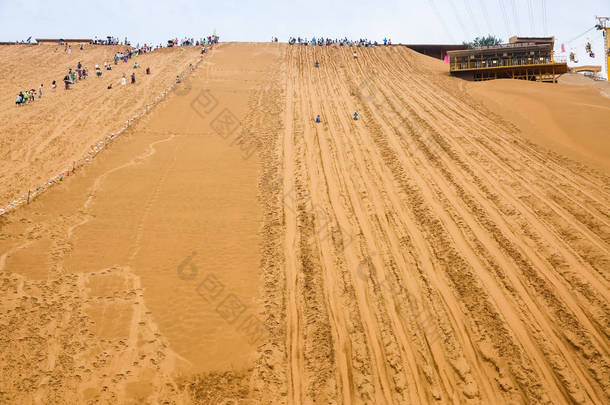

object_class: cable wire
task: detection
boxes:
[527,0,535,35]
[509,0,521,34]
[463,0,482,36]
[542,0,548,35]
[448,0,472,40]
[497,0,512,39]
[478,0,495,35]
[427,0,458,43]
[564,26,597,45]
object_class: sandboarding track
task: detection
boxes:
[252,45,609,404]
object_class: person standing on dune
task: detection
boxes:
[121,74,126,86]
[38,84,43,99]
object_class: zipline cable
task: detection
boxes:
[509,0,521,34]
[478,0,495,35]
[427,0,458,43]
[497,0,513,39]
[564,26,596,45]
[463,0,482,36]
[542,0,548,35]
[527,0,536,35]
[448,0,472,40]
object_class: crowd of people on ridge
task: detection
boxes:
[288,37,392,47]
[14,33,218,106]
[167,36,219,47]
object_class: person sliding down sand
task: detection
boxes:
[121,74,126,86]
[353,51,358,59]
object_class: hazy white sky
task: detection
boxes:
[1,0,608,75]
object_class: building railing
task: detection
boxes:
[473,42,542,50]
[450,56,563,71]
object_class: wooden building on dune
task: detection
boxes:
[447,36,568,82]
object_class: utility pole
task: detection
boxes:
[595,16,610,80]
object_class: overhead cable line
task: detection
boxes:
[509,0,521,34]
[478,0,495,36]
[463,0,482,36]
[527,0,536,35]
[427,0,458,43]
[497,0,513,39]
[542,0,548,35]
[448,0,472,40]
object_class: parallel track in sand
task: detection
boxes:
[253,45,610,404]
[1,43,609,404]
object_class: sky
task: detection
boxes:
[1,0,608,77]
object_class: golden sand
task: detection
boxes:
[1,42,609,404]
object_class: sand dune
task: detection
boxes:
[0,44,202,207]
[558,72,610,99]
[468,76,610,173]
[1,43,609,404]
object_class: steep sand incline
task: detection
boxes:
[0,44,201,206]
[0,43,280,404]
[0,43,609,404]
[253,45,609,404]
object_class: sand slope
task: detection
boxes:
[558,72,610,99]
[253,45,609,404]
[0,42,277,404]
[0,44,201,206]
[1,43,609,404]
[467,76,610,173]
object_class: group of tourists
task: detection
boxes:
[63,61,91,89]
[14,55,139,105]
[14,32,217,106]
[166,35,219,48]
[289,37,392,47]
[15,86,42,105]
[92,36,129,46]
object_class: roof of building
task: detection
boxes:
[447,42,553,57]
[509,36,555,45]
